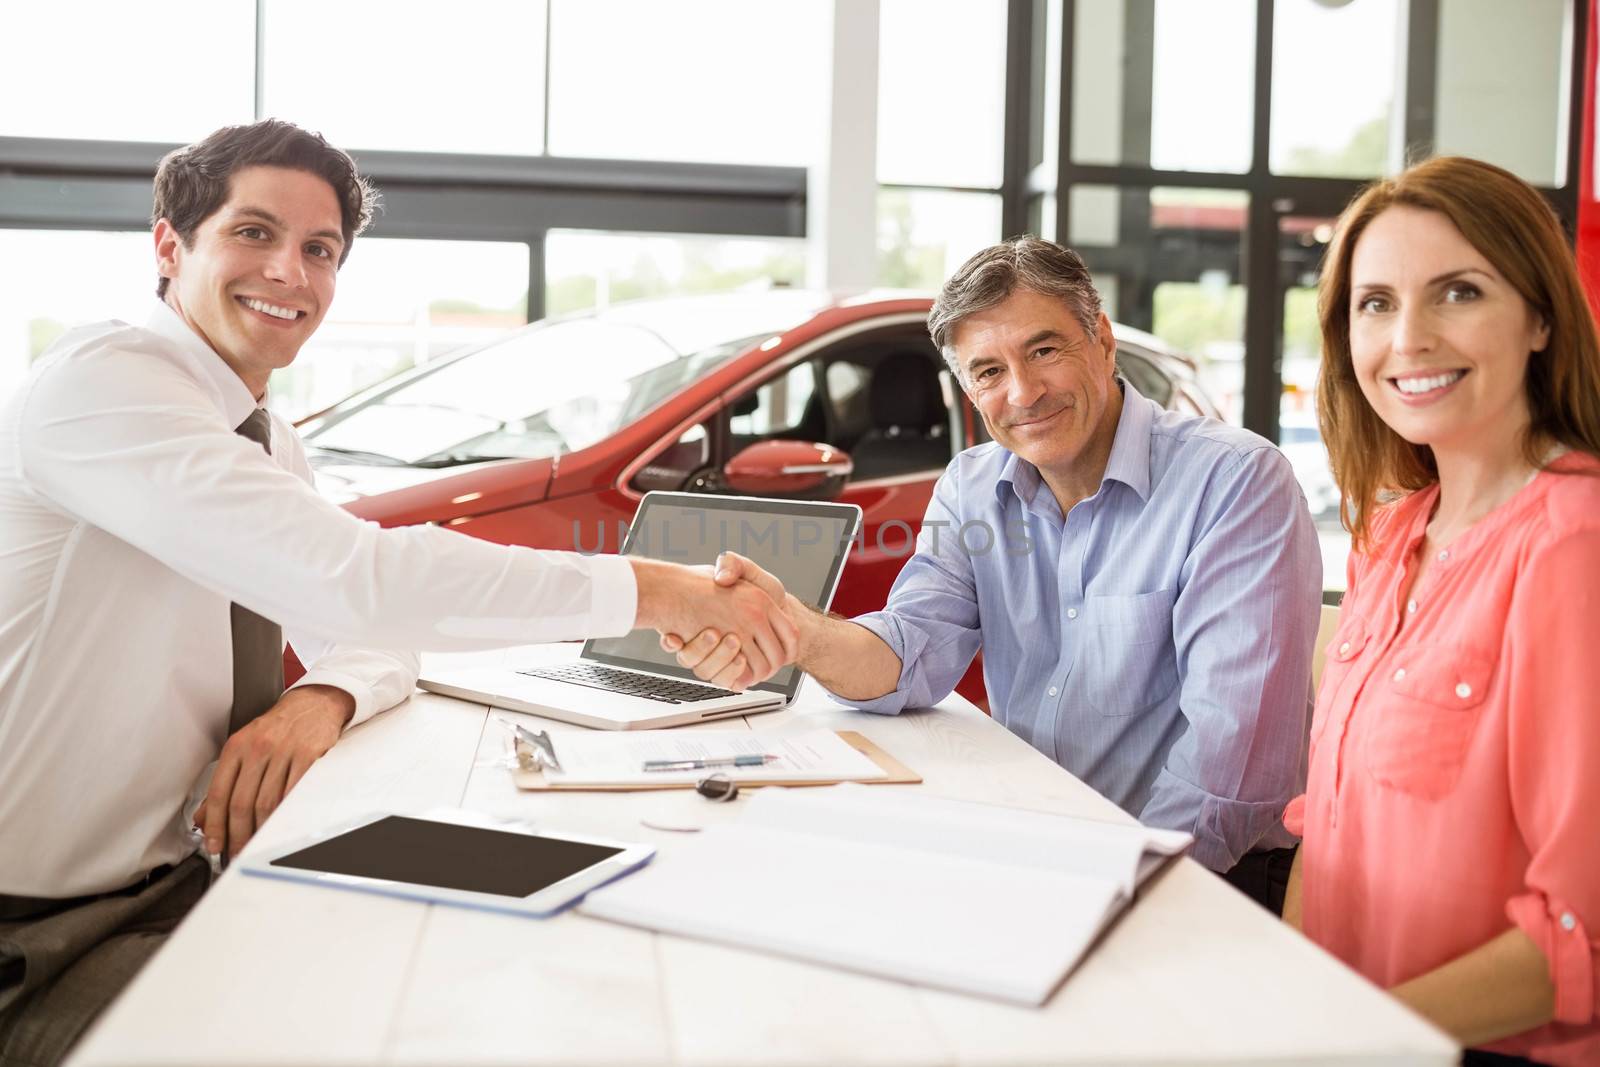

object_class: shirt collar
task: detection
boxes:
[995,378,1154,507]
[144,298,263,430]
[1100,379,1152,502]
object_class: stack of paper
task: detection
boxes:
[579,784,1192,1005]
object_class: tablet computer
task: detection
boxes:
[238,811,655,917]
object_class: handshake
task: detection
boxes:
[633,552,800,691]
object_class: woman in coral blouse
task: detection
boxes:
[1282,155,1600,1066]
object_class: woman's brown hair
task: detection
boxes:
[1317,155,1600,550]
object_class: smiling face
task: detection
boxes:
[1347,205,1550,457]
[155,165,344,398]
[950,287,1121,493]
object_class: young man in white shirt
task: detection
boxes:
[0,119,795,1067]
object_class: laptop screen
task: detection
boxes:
[583,493,861,697]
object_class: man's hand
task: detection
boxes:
[195,684,354,861]
[634,553,797,690]
[659,553,798,690]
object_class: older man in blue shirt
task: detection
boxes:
[666,237,1321,912]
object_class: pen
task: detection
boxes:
[641,754,780,772]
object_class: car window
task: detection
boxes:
[1172,386,1203,416]
[631,423,712,493]
[304,321,756,466]
[832,361,870,406]
[1115,350,1173,407]
[730,361,820,439]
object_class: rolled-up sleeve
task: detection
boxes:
[1139,446,1321,871]
[1505,527,1600,1025]
[288,640,419,728]
[1282,793,1307,837]
[829,467,981,715]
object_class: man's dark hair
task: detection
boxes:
[151,119,378,297]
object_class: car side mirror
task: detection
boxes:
[723,440,852,499]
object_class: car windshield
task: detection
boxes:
[303,318,756,467]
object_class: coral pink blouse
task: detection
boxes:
[1285,452,1600,1065]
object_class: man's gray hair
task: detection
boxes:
[928,236,1104,382]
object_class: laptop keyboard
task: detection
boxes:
[516,663,738,704]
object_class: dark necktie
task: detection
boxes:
[227,409,285,735]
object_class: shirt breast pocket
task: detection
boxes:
[1364,643,1496,801]
[1078,589,1178,717]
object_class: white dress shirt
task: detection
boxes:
[0,301,637,896]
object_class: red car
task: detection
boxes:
[299,290,1218,706]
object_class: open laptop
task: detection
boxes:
[418,492,863,729]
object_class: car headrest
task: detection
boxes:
[867,351,946,432]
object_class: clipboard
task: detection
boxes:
[511,730,921,792]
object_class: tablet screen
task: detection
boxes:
[269,816,624,898]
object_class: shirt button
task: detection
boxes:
[1406,598,1418,614]
[1562,912,1578,932]
[1048,686,1058,697]
[1455,682,1472,699]
[1338,641,1351,655]
[1066,608,1078,620]
[1438,549,1450,562]
[1393,668,1407,682]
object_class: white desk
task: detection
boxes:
[69,645,1457,1067]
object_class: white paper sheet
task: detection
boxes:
[539,729,889,786]
[581,784,1193,1005]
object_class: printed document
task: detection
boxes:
[540,729,889,787]
[580,783,1192,1005]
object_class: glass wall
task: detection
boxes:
[877,0,1006,188]
[264,0,549,155]
[876,189,1003,290]
[1269,0,1401,178]
[876,0,1007,287]
[546,0,829,166]
[0,231,154,397]
[544,232,806,317]
[0,4,253,142]
[273,239,530,420]
[1071,0,1257,173]
[1030,0,1582,592]
[0,230,529,422]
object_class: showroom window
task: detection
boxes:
[0,231,154,397]
[1269,0,1401,179]
[0,231,529,423]
[1020,0,1582,593]
[545,0,828,166]
[876,0,1008,288]
[544,232,806,318]
[0,3,253,142]
[1071,0,1256,174]
[0,3,807,428]
[262,0,549,156]
[272,238,531,421]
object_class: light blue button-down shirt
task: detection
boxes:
[838,383,1321,871]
